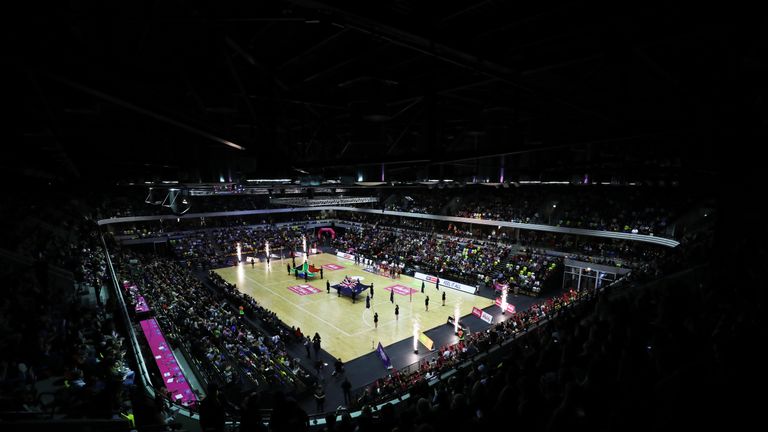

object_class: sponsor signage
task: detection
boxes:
[323,264,345,270]
[124,283,150,313]
[493,282,509,292]
[287,284,321,296]
[494,298,516,314]
[419,332,435,351]
[135,296,150,313]
[140,318,197,406]
[472,306,494,324]
[480,310,493,324]
[336,251,355,261]
[413,272,476,294]
[376,342,393,369]
[384,285,418,296]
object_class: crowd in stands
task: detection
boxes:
[339,213,441,233]
[170,231,220,269]
[338,213,676,271]
[0,221,135,421]
[94,185,702,240]
[114,212,672,276]
[121,255,309,404]
[107,213,637,299]
[169,225,308,269]
[210,225,304,262]
[334,225,561,294]
[381,187,688,238]
[384,194,453,215]
[518,232,669,267]
[111,212,328,240]
[107,210,680,302]
[353,288,585,409]
[207,272,308,354]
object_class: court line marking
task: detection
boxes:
[241,273,354,337]
[221,264,494,342]
[242,267,490,306]
[361,309,373,329]
[348,299,494,336]
[238,267,422,337]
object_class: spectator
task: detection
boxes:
[314,385,326,413]
[313,332,322,358]
[199,383,225,432]
[333,358,344,376]
[341,378,352,405]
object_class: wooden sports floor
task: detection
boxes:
[214,253,494,362]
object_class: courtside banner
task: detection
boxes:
[493,282,509,292]
[336,251,355,261]
[413,272,476,294]
[480,310,493,324]
[376,342,393,369]
[494,298,517,314]
[419,332,435,351]
[472,306,494,324]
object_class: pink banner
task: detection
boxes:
[317,227,337,239]
[336,252,355,261]
[139,318,197,407]
[322,264,345,271]
[124,282,150,312]
[135,296,150,312]
[384,284,417,296]
[472,307,494,323]
[494,298,516,314]
[288,284,321,296]
[423,274,439,284]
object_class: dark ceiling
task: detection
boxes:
[12,1,763,185]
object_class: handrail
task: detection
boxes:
[100,234,200,420]
[100,235,151,391]
[96,207,679,247]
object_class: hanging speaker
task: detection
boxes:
[162,188,192,215]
